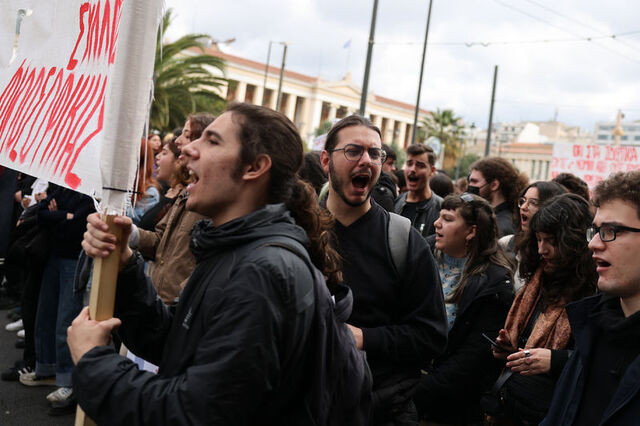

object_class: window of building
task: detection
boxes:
[597,134,608,140]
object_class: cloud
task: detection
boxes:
[164,0,640,130]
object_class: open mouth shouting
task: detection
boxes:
[186,168,199,193]
[351,172,372,194]
[593,256,611,273]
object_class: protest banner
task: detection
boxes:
[551,143,640,188]
[0,0,161,211]
[1,1,162,424]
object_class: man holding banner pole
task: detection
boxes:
[70,103,371,425]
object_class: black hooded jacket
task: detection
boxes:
[414,262,514,424]
[73,204,370,425]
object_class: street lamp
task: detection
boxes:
[262,41,287,107]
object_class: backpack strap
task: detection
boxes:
[388,212,411,280]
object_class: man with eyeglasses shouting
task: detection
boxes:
[542,170,640,426]
[320,115,447,425]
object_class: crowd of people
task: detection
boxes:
[0,103,639,425]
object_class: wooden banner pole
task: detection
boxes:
[75,214,123,426]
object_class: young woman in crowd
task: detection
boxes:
[136,140,188,231]
[488,193,598,425]
[413,193,514,424]
[127,139,160,226]
[127,114,214,304]
[499,181,567,291]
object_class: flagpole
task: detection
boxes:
[346,41,351,76]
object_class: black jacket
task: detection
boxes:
[37,187,95,259]
[371,172,398,212]
[414,262,514,424]
[73,204,370,425]
[494,202,515,237]
[541,294,640,426]
[394,192,443,238]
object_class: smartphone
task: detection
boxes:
[482,333,516,354]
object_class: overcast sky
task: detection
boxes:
[164,0,640,132]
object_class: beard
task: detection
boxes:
[329,159,372,207]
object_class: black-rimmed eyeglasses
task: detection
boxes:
[586,223,640,242]
[329,144,387,165]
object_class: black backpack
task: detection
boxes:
[264,238,373,425]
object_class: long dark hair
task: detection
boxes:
[519,193,597,306]
[226,102,342,290]
[437,193,514,303]
[513,181,567,250]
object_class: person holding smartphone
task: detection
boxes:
[488,193,598,425]
[413,193,514,424]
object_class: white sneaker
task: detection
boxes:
[47,386,73,403]
[19,371,56,386]
[16,329,25,338]
[5,319,23,332]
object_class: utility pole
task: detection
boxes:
[262,41,273,106]
[484,65,498,157]
[276,43,288,111]
[411,0,434,145]
[359,0,378,116]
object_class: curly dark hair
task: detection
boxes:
[438,194,514,303]
[226,102,342,290]
[519,193,597,307]
[470,157,529,208]
[552,173,590,201]
[593,171,640,220]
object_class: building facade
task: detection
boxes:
[204,46,429,150]
[466,121,593,182]
[595,121,640,145]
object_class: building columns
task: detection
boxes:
[235,81,247,102]
[285,94,297,121]
[328,104,338,122]
[396,122,407,149]
[253,85,264,106]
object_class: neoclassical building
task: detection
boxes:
[205,45,430,149]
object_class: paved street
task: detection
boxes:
[0,307,74,426]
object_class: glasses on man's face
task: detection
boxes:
[330,144,387,165]
[586,223,640,242]
[518,197,539,209]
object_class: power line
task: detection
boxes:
[493,0,640,65]
[375,30,640,47]
[523,0,640,55]
[496,99,640,112]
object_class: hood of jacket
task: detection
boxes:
[189,203,309,263]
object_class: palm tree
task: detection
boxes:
[421,108,463,169]
[150,9,227,132]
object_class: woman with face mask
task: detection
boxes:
[499,181,567,292]
[413,193,514,425]
[485,193,598,425]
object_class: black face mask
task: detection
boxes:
[467,185,480,195]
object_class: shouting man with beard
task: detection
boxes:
[394,144,442,238]
[321,115,448,425]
